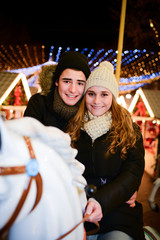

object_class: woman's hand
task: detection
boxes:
[126,191,137,207]
[84,199,103,223]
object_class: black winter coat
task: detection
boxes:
[24,92,68,131]
[75,124,145,240]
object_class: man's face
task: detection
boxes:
[55,68,86,106]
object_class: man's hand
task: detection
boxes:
[84,200,103,223]
[126,191,137,207]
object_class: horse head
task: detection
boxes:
[0,117,87,240]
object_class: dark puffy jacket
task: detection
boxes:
[24,92,68,131]
[75,123,145,240]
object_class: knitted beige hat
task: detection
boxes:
[85,61,119,99]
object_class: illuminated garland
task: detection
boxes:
[1,44,160,93]
[149,19,160,47]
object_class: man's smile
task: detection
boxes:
[66,94,79,99]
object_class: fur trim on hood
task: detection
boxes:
[38,64,57,96]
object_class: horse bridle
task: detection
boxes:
[0,136,43,238]
[0,136,99,239]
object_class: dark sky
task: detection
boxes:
[0,2,120,49]
[0,0,160,51]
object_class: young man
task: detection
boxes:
[24,51,91,131]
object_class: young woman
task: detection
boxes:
[67,61,145,240]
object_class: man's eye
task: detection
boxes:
[63,80,70,84]
[78,82,85,86]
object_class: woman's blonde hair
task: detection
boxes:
[66,95,140,160]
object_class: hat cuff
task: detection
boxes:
[85,78,118,99]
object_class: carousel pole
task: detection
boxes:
[115,0,127,83]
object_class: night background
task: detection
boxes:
[0,0,160,93]
[0,0,160,51]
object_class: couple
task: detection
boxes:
[24,51,145,240]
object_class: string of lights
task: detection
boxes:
[1,44,160,93]
[149,19,160,48]
[41,45,45,63]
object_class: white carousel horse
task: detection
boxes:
[0,117,87,240]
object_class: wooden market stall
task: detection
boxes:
[129,88,160,176]
[0,72,31,119]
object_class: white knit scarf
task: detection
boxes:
[82,111,112,141]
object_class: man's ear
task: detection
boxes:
[55,81,58,86]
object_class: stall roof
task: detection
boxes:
[129,88,160,119]
[0,72,31,105]
[143,89,160,119]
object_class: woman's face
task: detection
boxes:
[85,86,113,116]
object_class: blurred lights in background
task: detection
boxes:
[0,44,160,94]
